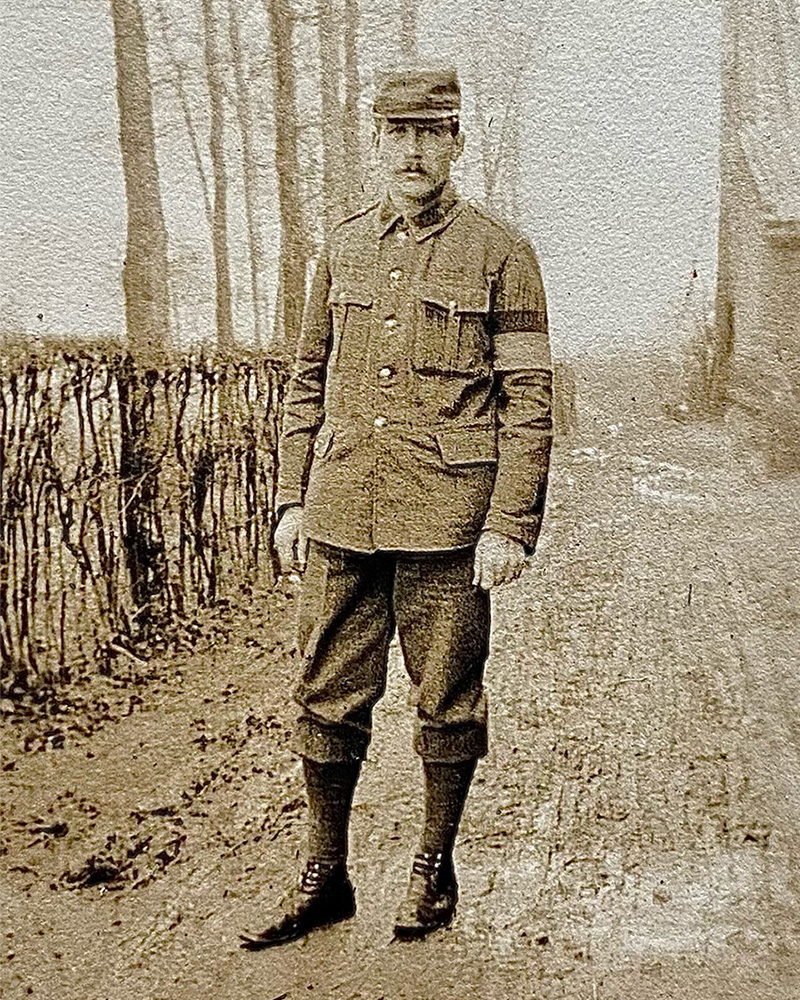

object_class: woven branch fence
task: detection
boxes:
[0,346,283,692]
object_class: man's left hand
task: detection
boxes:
[472,531,529,590]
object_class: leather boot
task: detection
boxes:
[239,858,356,950]
[393,851,457,939]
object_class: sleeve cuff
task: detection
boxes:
[482,510,544,552]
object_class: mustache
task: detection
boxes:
[397,164,428,175]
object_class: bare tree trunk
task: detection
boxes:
[472,48,532,215]
[400,0,418,58]
[265,0,308,354]
[711,0,737,413]
[228,0,268,348]
[110,0,171,355]
[473,84,498,207]
[152,0,213,231]
[503,113,521,219]
[201,0,235,352]
[342,0,363,212]
[110,0,171,622]
[318,0,345,234]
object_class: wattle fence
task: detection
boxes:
[1,343,579,695]
[0,345,284,693]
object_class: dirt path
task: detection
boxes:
[2,413,799,1000]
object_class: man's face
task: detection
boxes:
[376,118,464,204]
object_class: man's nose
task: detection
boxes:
[401,127,423,155]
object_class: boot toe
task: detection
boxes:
[240,864,355,950]
[393,853,457,940]
[393,894,456,939]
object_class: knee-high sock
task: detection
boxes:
[303,758,361,864]
[419,760,477,858]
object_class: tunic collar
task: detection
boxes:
[377,182,462,242]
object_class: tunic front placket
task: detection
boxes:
[368,221,420,545]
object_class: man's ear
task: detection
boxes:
[451,130,465,163]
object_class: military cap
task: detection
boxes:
[373,65,461,120]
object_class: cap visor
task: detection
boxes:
[374,109,459,121]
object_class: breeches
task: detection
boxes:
[293,541,491,763]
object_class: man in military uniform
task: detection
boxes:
[241,65,552,948]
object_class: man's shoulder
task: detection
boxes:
[325,202,381,261]
[457,200,539,263]
[333,201,381,234]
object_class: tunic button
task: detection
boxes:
[378,367,393,379]
[397,230,408,242]
[374,416,387,428]
[384,317,398,330]
[389,268,403,281]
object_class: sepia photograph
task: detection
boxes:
[1,1,799,997]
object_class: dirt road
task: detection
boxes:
[2,399,799,1000]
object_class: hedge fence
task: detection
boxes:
[0,345,283,693]
[0,343,579,695]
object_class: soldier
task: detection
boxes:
[241,65,553,948]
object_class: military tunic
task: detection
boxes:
[277,183,553,553]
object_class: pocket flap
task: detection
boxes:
[435,424,497,466]
[329,285,373,308]
[454,288,491,314]
[420,283,490,315]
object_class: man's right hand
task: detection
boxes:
[274,505,308,575]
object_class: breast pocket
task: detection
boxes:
[414,284,491,375]
[328,285,373,369]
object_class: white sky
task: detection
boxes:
[0,0,721,356]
